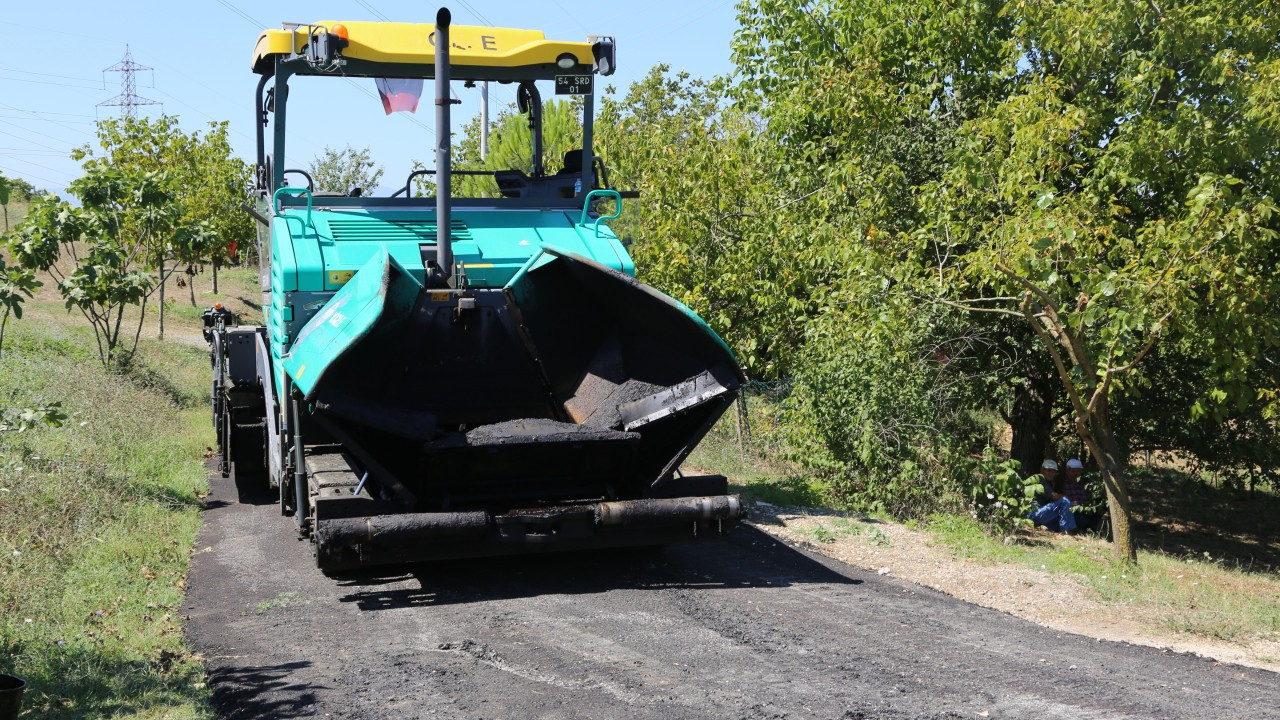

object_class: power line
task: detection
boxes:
[547,0,590,34]
[213,0,265,30]
[0,74,104,91]
[2,21,104,43]
[340,76,435,138]
[0,66,105,86]
[0,163,71,188]
[97,45,162,118]
[0,106,98,119]
[0,115,96,126]
[2,155,76,178]
[354,0,392,22]
[0,128,75,153]
[0,104,96,137]
[453,0,493,25]
[4,15,267,147]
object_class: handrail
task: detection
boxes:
[273,186,313,228]
[578,189,622,237]
[504,246,546,289]
[391,168,509,198]
[393,169,435,198]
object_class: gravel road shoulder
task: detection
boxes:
[756,505,1280,674]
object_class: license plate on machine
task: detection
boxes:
[555,74,593,95]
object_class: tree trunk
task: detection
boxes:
[2,204,8,232]
[189,267,197,307]
[158,261,166,341]
[1009,368,1055,477]
[213,257,219,294]
[1076,398,1137,562]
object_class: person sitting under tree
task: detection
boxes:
[1026,458,1077,533]
[1064,457,1100,532]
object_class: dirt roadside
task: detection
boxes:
[755,504,1280,675]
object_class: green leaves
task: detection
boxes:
[0,402,67,434]
[721,0,1280,530]
[308,145,385,195]
[0,252,41,358]
[596,65,826,379]
[5,151,182,365]
[74,116,254,270]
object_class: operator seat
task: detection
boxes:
[495,169,529,198]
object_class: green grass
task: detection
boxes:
[799,516,874,544]
[161,300,206,324]
[0,303,214,718]
[686,405,831,508]
[927,514,1280,644]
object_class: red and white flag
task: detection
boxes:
[374,77,424,114]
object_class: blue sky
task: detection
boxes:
[1,1,742,196]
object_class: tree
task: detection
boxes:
[733,0,1280,561]
[0,173,41,231]
[0,176,10,233]
[597,67,837,379]
[308,145,385,195]
[413,99,584,198]
[9,166,180,367]
[73,117,254,333]
[0,253,40,358]
[182,122,253,292]
[4,176,40,201]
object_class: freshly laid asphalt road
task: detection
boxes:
[184,467,1280,719]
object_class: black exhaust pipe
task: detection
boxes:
[432,7,454,288]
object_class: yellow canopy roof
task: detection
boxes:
[252,21,595,74]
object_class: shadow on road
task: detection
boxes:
[332,525,861,611]
[206,661,325,719]
[202,462,276,509]
[231,469,276,505]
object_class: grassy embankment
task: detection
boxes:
[0,264,256,719]
[689,400,1280,657]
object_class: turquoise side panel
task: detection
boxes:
[282,247,423,398]
[280,209,325,290]
[269,217,298,400]
[270,217,298,292]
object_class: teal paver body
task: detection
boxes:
[266,206,644,399]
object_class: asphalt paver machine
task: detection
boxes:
[206,9,745,571]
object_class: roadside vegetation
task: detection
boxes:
[2,142,253,714]
[670,4,1278,663]
[925,513,1280,646]
[0,297,216,719]
[602,0,1280,567]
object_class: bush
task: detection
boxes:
[782,299,994,519]
[964,448,1042,535]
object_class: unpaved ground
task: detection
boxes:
[759,508,1280,675]
[184,469,1280,720]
